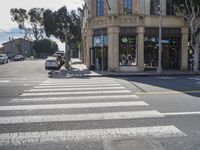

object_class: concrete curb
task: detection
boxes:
[67,73,199,78]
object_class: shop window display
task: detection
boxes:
[119,35,137,66]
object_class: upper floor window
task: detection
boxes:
[166,0,175,15]
[123,0,132,14]
[96,0,104,16]
[150,0,160,15]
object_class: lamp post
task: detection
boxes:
[156,0,163,74]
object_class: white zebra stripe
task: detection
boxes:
[0,101,147,111]
[12,95,139,102]
[25,86,126,92]
[0,110,163,124]
[34,84,121,89]
[43,79,115,83]
[0,126,186,146]
[20,90,132,96]
[39,81,118,86]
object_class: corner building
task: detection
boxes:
[82,0,188,72]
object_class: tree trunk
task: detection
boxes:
[191,44,200,73]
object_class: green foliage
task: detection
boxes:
[10,8,28,29]
[43,6,82,47]
[33,39,58,56]
[10,8,44,41]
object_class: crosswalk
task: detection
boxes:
[0,77,187,148]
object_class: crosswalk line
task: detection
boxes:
[25,87,126,92]
[34,84,121,89]
[0,126,186,146]
[39,81,118,86]
[12,95,139,102]
[0,80,10,83]
[0,110,164,124]
[0,101,147,111]
[43,79,115,83]
[20,90,132,96]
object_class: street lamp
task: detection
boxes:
[156,0,163,73]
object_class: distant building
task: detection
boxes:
[0,47,4,54]
[2,38,34,57]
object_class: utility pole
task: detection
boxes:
[157,0,163,74]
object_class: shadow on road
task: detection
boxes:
[123,76,200,98]
[48,67,91,78]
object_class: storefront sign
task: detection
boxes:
[93,36,108,47]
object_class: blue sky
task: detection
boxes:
[0,0,84,49]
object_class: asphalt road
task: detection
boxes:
[0,60,200,150]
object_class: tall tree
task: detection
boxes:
[174,0,200,73]
[43,6,82,48]
[10,8,45,41]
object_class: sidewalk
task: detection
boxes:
[48,59,199,78]
[69,59,198,77]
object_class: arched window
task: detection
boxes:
[123,0,132,14]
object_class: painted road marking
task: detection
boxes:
[136,90,200,95]
[25,87,126,92]
[43,79,115,83]
[0,101,147,111]
[163,111,200,116]
[12,95,139,102]
[20,90,132,96]
[0,80,10,83]
[0,126,186,146]
[39,81,118,86]
[188,77,200,81]
[156,77,177,80]
[34,84,121,89]
[0,110,164,124]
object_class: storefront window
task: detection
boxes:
[144,28,181,70]
[119,35,137,66]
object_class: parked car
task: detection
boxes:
[13,55,24,61]
[45,55,61,70]
[0,54,9,64]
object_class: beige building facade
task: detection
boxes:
[82,0,189,72]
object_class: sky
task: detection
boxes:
[0,0,84,50]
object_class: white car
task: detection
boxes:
[45,56,61,70]
[0,54,9,64]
